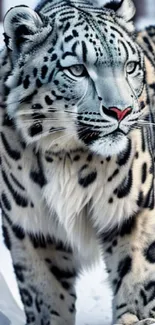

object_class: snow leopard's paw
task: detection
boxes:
[134,320,155,325]
[114,318,155,325]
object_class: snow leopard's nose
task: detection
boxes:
[102,106,132,121]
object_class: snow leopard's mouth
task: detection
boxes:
[77,127,101,145]
[77,124,130,147]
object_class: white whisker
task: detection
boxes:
[138,120,155,127]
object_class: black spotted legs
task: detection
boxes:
[102,210,155,325]
[2,214,77,325]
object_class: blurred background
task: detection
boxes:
[134,0,155,28]
[0,1,155,324]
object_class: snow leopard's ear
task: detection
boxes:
[116,0,136,22]
[104,0,136,32]
[3,6,44,59]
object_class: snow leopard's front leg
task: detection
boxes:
[2,213,78,325]
[102,210,155,325]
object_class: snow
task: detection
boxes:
[0,1,152,324]
[0,273,25,325]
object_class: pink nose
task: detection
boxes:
[110,107,132,121]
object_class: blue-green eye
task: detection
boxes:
[126,61,139,74]
[68,65,86,77]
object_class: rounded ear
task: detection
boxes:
[104,0,136,32]
[116,0,136,23]
[3,5,43,58]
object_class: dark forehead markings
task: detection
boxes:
[63,22,71,33]
[62,51,76,60]
[110,26,123,38]
[96,12,113,18]
[48,47,54,54]
[65,35,74,43]
[60,41,64,51]
[73,29,79,37]
[96,15,117,28]
[74,20,85,28]
[46,3,68,13]
[41,65,48,79]
[51,53,57,61]
[84,25,89,31]
[49,12,56,19]
[118,39,129,60]
[72,41,79,53]
[60,10,75,16]
[127,41,136,55]
[82,41,87,62]
[97,20,107,26]
[60,16,75,23]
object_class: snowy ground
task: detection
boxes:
[0,1,153,324]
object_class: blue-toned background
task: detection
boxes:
[0,1,154,324]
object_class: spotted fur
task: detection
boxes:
[1,0,155,324]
